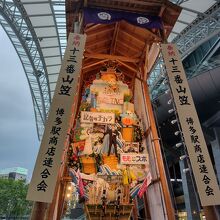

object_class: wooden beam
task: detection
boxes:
[110,22,120,54]
[159,21,168,43]
[85,26,114,37]
[117,40,142,53]
[119,24,160,45]
[115,44,142,59]
[132,199,139,220]
[85,24,101,32]
[56,179,66,219]
[147,43,160,78]
[143,83,176,220]
[119,29,145,46]
[86,2,163,14]
[90,0,163,7]
[82,59,109,70]
[30,202,48,220]
[86,38,110,48]
[46,175,61,219]
[131,74,136,100]
[143,193,151,220]
[144,44,150,80]
[117,59,138,74]
[117,35,144,51]
[61,176,72,182]
[144,28,161,42]
[84,52,139,63]
[138,42,149,69]
[159,5,166,17]
[204,206,219,220]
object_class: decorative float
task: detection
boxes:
[66,66,151,219]
[59,1,181,219]
[28,1,182,220]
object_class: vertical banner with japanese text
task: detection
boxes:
[27,33,86,203]
[161,44,220,206]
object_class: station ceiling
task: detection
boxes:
[0,0,219,138]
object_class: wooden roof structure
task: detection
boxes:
[65,0,181,83]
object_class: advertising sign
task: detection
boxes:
[120,153,149,165]
[81,111,115,124]
[97,93,124,105]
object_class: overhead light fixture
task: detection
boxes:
[171,119,177,124]
[163,79,168,85]
[180,155,187,160]
[165,89,170,94]
[176,142,183,148]
[174,131,181,136]
[183,168,190,173]
[167,99,172,105]
[168,109,175,114]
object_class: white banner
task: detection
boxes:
[97,93,124,105]
[161,43,220,206]
[27,33,86,203]
[120,153,149,165]
[81,111,115,124]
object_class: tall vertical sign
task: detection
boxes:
[27,33,86,203]
[161,44,220,206]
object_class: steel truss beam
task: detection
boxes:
[1,0,219,133]
[186,37,220,77]
[149,2,220,99]
[173,2,220,59]
[0,0,51,139]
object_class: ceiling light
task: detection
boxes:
[180,155,187,160]
[171,119,177,124]
[168,109,175,114]
[176,142,183,148]
[165,89,170,94]
[167,99,172,105]
[183,168,190,173]
[174,131,181,135]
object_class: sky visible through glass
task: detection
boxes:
[0,26,39,181]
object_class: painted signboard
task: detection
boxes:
[26,33,86,203]
[123,142,139,153]
[120,153,149,165]
[97,93,124,105]
[81,111,115,124]
[161,43,220,206]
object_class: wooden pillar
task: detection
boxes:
[30,202,48,220]
[143,82,176,220]
[45,177,61,220]
[56,179,67,220]
[204,206,218,220]
[132,198,139,220]
[143,193,151,220]
[159,21,168,44]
